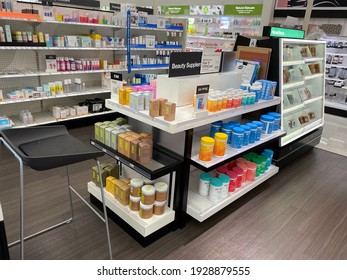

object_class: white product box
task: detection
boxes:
[156,72,242,106]
[145,35,155,48]
[52,106,61,119]
[65,36,79,47]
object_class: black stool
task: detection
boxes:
[0,125,112,259]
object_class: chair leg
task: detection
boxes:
[19,159,25,260]
[66,166,75,221]
[96,159,113,260]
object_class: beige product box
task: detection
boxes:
[158,98,167,116]
[117,181,130,206]
[164,102,176,122]
[104,163,120,179]
[105,127,116,147]
[113,178,123,199]
[99,124,109,144]
[144,35,155,48]
[141,137,153,159]
[124,136,134,158]
[94,122,103,141]
[110,128,126,150]
[138,142,151,165]
[149,99,160,117]
[117,133,127,155]
[130,138,141,161]
[156,72,242,106]
[121,177,131,185]
[105,176,116,195]
[92,166,109,187]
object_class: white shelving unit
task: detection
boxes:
[279,39,326,146]
[187,165,279,222]
[88,182,175,237]
[106,96,280,134]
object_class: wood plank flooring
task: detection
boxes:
[1,125,347,260]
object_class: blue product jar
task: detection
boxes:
[252,121,263,141]
[260,115,275,134]
[246,122,257,144]
[210,120,223,137]
[228,121,240,127]
[267,112,281,131]
[261,152,272,170]
[231,126,245,149]
[221,124,233,145]
[263,149,274,162]
[240,125,251,147]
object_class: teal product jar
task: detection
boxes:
[240,124,251,147]
[199,172,212,196]
[246,122,257,144]
[263,149,274,162]
[252,121,263,141]
[231,126,245,149]
[267,112,281,131]
[210,121,223,138]
[260,114,275,134]
[218,174,230,198]
[208,178,223,202]
[261,151,272,169]
[221,123,233,145]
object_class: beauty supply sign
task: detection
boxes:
[168,52,202,77]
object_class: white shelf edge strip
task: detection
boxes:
[283,81,305,90]
[187,165,279,222]
[325,101,347,110]
[304,96,323,105]
[304,73,324,81]
[190,130,285,169]
[1,88,111,104]
[283,60,305,66]
[87,182,175,237]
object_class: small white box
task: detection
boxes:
[65,36,79,47]
[145,35,155,48]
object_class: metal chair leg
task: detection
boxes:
[96,159,113,260]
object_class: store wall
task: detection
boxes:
[100,0,264,6]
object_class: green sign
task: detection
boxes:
[269,27,305,39]
[160,6,190,15]
[224,4,263,16]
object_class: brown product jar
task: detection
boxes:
[153,201,166,215]
[141,185,155,205]
[129,196,141,211]
[130,178,144,197]
[154,182,168,202]
[139,202,153,219]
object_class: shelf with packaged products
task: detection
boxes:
[43,20,125,29]
[0,46,126,51]
[105,97,281,134]
[190,129,285,172]
[186,165,279,222]
[88,181,176,238]
[0,70,126,79]
[90,139,183,180]
[10,110,116,128]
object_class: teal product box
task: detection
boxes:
[4,25,12,42]
[80,36,92,47]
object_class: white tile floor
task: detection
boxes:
[316,113,347,157]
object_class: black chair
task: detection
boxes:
[0,125,112,259]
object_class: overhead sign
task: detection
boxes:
[160,6,190,15]
[189,5,224,15]
[168,52,202,78]
[263,26,305,39]
[224,4,263,16]
[45,0,100,8]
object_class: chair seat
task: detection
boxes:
[1,125,104,171]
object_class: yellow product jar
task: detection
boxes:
[213,132,228,157]
[199,136,215,162]
[119,88,126,105]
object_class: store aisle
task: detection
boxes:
[1,125,347,260]
[316,113,347,157]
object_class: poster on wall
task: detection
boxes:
[275,0,347,17]
[189,5,224,15]
[276,0,347,8]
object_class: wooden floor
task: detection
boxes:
[1,125,347,260]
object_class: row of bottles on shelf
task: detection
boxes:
[198,149,274,202]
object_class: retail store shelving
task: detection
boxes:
[187,165,279,222]
[322,36,347,116]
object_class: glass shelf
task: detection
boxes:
[90,139,183,180]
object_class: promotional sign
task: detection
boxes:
[194,85,209,117]
[224,4,263,16]
[160,6,190,15]
[110,72,123,100]
[263,26,305,39]
[109,3,121,12]
[201,51,222,74]
[276,0,347,8]
[168,52,202,77]
[189,5,224,15]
